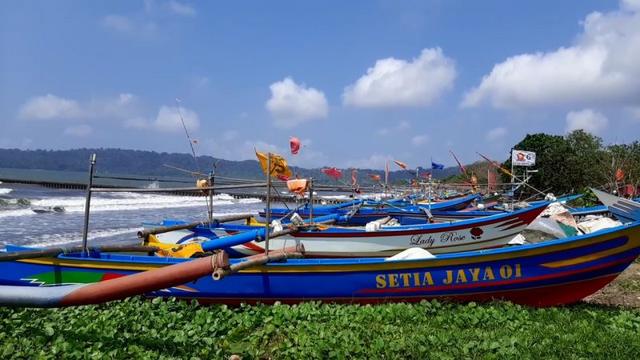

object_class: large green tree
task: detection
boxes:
[504,130,608,196]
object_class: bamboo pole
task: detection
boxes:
[0,244,159,262]
[212,245,304,280]
[136,213,255,239]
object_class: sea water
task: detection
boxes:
[0,183,263,247]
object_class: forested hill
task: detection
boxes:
[0,148,461,183]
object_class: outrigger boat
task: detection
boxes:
[0,216,639,308]
[149,201,549,257]
[0,153,638,309]
[261,194,480,225]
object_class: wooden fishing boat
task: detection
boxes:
[1,218,639,308]
[150,202,549,257]
[591,190,640,223]
[260,194,480,225]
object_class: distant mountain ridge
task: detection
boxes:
[0,148,463,184]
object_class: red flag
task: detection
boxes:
[393,160,408,170]
[615,168,624,182]
[421,172,432,180]
[369,174,381,182]
[322,167,342,180]
[624,184,635,197]
[289,137,301,155]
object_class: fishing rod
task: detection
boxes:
[163,163,207,177]
[175,98,201,174]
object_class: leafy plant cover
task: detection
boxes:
[1,298,639,359]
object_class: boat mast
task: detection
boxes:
[81,153,96,256]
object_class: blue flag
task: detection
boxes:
[431,161,444,170]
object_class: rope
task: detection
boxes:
[210,251,229,277]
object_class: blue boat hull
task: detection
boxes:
[1,221,639,307]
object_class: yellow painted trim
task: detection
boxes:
[541,241,630,268]
[18,258,162,271]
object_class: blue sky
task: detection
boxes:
[2,0,639,169]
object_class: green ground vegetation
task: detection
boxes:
[1,298,639,359]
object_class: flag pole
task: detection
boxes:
[385,160,389,196]
[265,153,272,253]
[510,148,515,205]
[428,158,432,211]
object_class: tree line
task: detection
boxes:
[504,130,639,198]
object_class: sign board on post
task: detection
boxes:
[511,150,536,167]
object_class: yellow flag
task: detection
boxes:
[255,151,292,179]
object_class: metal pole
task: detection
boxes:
[82,153,96,256]
[265,153,272,253]
[428,178,432,212]
[309,178,314,224]
[208,165,215,223]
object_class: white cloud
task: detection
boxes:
[63,124,93,137]
[463,2,640,109]
[123,117,149,129]
[343,48,456,108]
[123,105,199,133]
[398,120,410,130]
[376,120,411,136]
[167,1,196,16]
[345,154,393,169]
[19,94,83,120]
[152,106,200,133]
[102,15,134,32]
[222,130,238,141]
[627,106,640,120]
[623,0,640,11]
[485,127,507,141]
[266,77,329,128]
[565,109,609,134]
[411,135,429,146]
[205,138,328,168]
[19,93,139,121]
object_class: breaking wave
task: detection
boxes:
[0,192,261,219]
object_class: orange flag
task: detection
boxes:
[255,150,292,179]
[287,179,309,195]
[393,160,408,170]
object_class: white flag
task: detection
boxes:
[511,150,536,166]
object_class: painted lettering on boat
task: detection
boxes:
[409,231,467,247]
[375,264,522,289]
